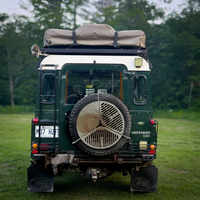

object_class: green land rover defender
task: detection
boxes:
[28,24,158,192]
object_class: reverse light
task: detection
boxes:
[31,150,38,154]
[32,143,38,149]
[139,141,147,150]
[149,119,155,125]
[150,144,155,150]
[33,118,39,124]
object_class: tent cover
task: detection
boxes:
[44,24,146,48]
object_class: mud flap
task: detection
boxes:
[130,165,158,193]
[27,164,54,192]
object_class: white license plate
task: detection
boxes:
[35,126,59,138]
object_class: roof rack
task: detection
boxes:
[40,47,147,56]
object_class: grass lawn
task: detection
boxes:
[0,114,200,200]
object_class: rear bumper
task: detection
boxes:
[32,153,154,166]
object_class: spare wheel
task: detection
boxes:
[69,93,131,156]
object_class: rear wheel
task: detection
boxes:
[69,93,131,156]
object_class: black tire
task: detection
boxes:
[69,93,131,156]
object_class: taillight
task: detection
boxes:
[32,150,38,154]
[33,118,39,124]
[149,119,155,125]
[149,150,156,154]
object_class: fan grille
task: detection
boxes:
[101,102,124,132]
[84,127,119,148]
[77,101,125,149]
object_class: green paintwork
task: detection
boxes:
[32,62,157,157]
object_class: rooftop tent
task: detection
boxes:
[43,24,146,48]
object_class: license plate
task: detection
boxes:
[35,126,59,138]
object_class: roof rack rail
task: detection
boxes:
[40,47,147,56]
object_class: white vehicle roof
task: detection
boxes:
[40,55,150,71]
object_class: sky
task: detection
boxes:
[0,0,187,18]
[0,0,33,16]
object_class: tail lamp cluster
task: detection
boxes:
[139,142,156,154]
[149,144,156,154]
[32,118,39,154]
[32,117,49,154]
[149,118,156,154]
[32,142,40,154]
[32,143,50,154]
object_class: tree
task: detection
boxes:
[31,0,65,29]
[91,0,164,30]
[150,0,200,109]
[0,15,38,106]
[65,0,89,29]
[30,0,90,30]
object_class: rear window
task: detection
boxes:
[65,69,123,104]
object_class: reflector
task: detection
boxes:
[149,119,155,125]
[40,143,49,150]
[33,118,39,124]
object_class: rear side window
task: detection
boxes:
[41,74,55,104]
[133,75,148,105]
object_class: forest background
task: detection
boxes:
[0,0,200,112]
